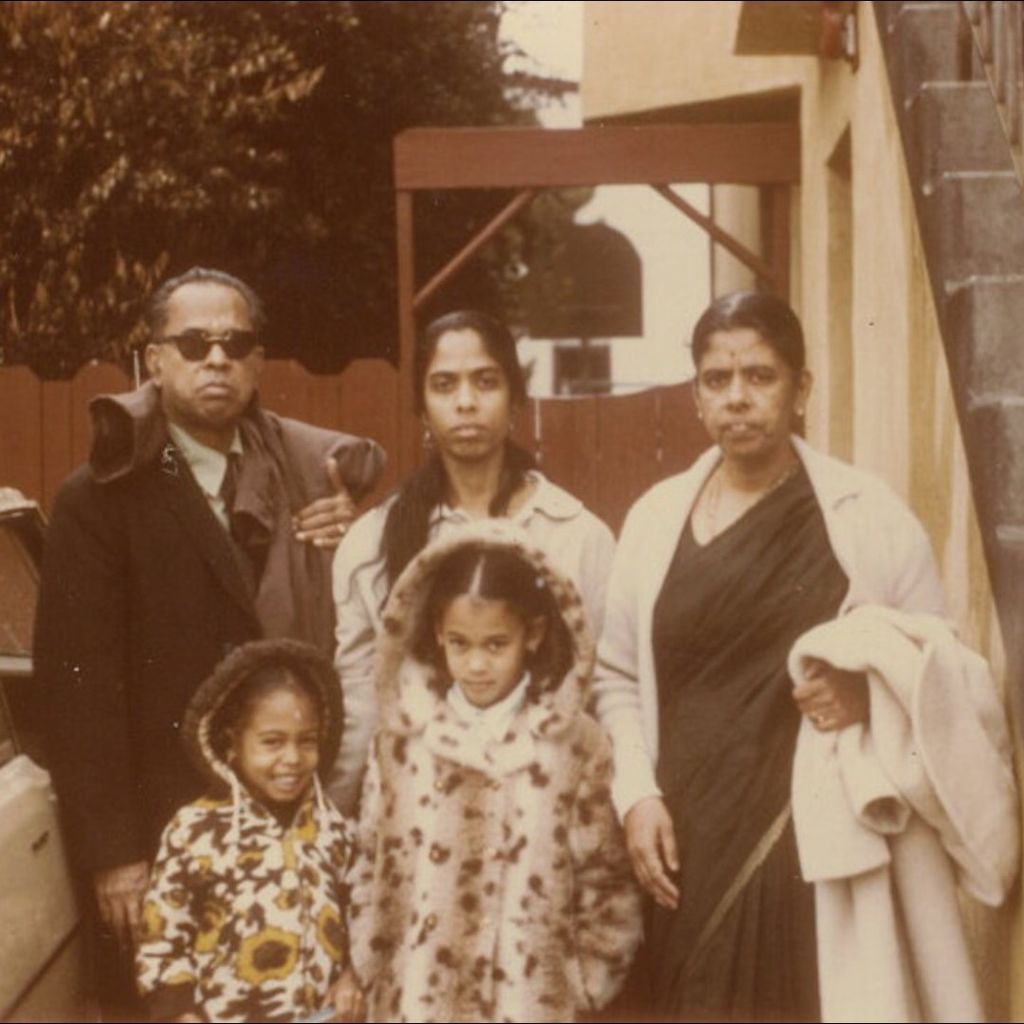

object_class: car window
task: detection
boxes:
[0,521,38,657]
[0,689,15,767]
[0,503,44,769]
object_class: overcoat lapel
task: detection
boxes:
[152,444,259,627]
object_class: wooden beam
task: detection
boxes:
[652,185,778,286]
[394,189,418,476]
[394,124,800,190]
[765,185,791,301]
[414,190,537,311]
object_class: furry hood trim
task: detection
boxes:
[182,637,344,792]
[376,519,595,741]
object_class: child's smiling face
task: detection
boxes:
[230,680,320,808]
[436,594,545,709]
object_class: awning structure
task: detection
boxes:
[392,123,800,472]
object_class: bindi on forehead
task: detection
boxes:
[702,330,783,369]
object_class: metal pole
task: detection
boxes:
[395,188,418,477]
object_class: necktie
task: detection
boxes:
[219,451,259,591]
[220,451,241,523]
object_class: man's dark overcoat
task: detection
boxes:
[34,383,382,872]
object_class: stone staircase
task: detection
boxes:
[876,1,1024,702]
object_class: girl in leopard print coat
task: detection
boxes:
[348,521,642,1023]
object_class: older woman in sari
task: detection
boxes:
[594,291,966,1021]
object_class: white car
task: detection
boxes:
[0,489,93,1021]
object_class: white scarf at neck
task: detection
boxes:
[447,673,530,744]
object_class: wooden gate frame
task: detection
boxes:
[393,123,800,474]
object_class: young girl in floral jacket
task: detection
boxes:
[348,521,641,1023]
[135,639,362,1023]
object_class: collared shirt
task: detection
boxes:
[446,673,530,744]
[167,423,244,531]
[429,470,578,533]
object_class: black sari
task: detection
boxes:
[645,463,847,1022]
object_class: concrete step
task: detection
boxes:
[962,400,1024,528]
[947,276,1024,536]
[886,2,976,100]
[946,275,1024,397]
[989,527,1024,723]
[906,83,1014,185]
[921,171,1024,283]
[878,1,1024,692]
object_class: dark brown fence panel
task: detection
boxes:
[595,389,664,534]
[71,364,131,468]
[38,363,133,510]
[535,395,602,515]
[510,400,540,463]
[261,358,409,508]
[0,367,44,503]
[520,384,707,535]
[658,381,708,479]
[333,359,408,504]
[41,378,72,511]
[0,362,709,534]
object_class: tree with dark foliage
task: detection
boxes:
[0,1,536,377]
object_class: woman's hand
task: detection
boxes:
[326,966,366,1022]
[623,796,680,910]
[293,457,357,549]
[793,657,869,731]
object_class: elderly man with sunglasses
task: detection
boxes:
[34,267,383,1018]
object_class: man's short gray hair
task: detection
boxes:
[145,267,267,338]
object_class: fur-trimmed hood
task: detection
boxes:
[139,643,353,1022]
[375,520,596,764]
[349,521,640,1022]
[182,637,344,794]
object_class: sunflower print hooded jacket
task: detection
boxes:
[135,639,354,1023]
[349,521,642,1023]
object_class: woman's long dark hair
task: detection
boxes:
[380,311,535,588]
[691,291,806,374]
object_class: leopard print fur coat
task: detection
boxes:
[348,521,642,1022]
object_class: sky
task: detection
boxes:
[499,1,583,126]
[496,1,708,393]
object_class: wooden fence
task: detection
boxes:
[0,359,708,534]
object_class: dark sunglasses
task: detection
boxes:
[160,328,261,361]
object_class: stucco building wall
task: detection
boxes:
[583,3,1014,1009]
[583,0,1002,673]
